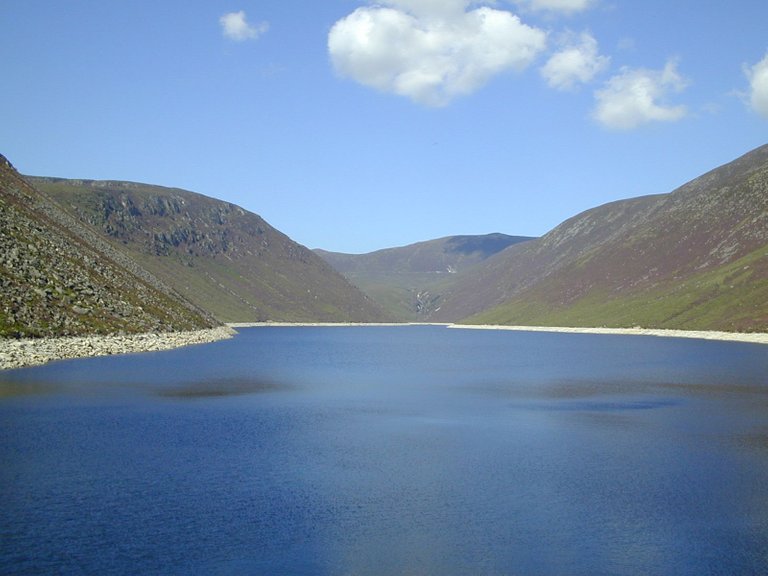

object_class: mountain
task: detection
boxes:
[435,144,768,332]
[27,176,388,324]
[7,142,765,336]
[316,234,533,320]
[1,155,217,337]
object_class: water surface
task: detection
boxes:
[1,326,767,575]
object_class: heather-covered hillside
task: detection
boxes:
[441,144,768,332]
[30,177,388,324]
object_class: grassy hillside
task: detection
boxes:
[1,155,217,337]
[317,234,533,321]
[30,177,389,323]
[458,144,768,332]
[468,247,768,331]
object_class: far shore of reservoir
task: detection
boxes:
[1,322,767,371]
[232,322,768,345]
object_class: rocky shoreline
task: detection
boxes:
[0,326,236,370]
[3,322,767,372]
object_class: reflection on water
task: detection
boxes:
[154,377,286,399]
[513,396,682,411]
[1,326,768,575]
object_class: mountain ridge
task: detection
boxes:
[316,233,534,320]
[313,143,768,332]
[5,142,766,338]
[28,176,389,324]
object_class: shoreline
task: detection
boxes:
[447,324,768,345]
[0,326,236,371]
[231,321,768,345]
[226,322,449,328]
[2,322,766,371]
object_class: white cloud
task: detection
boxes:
[515,0,595,14]
[328,1,547,106]
[541,31,609,90]
[220,11,269,42]
[592,60,689,130]
[745,51,768,119]
[381,0,468,19]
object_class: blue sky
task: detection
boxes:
[2,0,767,253]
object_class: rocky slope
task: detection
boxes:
[437,144,768,332]
[316,234,533,320]
[1,155,218,337]
[29,176,388,323]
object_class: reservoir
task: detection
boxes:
[1,325,767,575]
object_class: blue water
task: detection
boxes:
[1,326,768,575]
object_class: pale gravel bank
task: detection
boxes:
[0,326,237,371]
[448,324,768,345]
[230,321,768,345]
